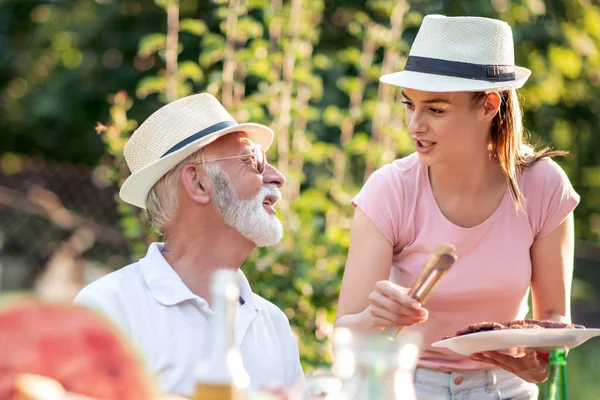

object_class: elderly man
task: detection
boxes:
[74,93,303,396]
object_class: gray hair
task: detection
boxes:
[145,148,212,235]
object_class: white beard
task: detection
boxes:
[207,166,284,247]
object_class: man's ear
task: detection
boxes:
[482,92,501,122]
[180,164,211,205]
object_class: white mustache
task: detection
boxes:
[261,184,282,206]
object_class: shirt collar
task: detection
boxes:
[236,266,257,310]
[140,242,257,310]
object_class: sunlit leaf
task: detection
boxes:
[177,61,204,83]
[138,33,167,57]
[136,76,166,98]
[313,53,331,69]
[549,45,583,79]
[323,105,344,126]
[346,133,370,154]
[337,47,361,65]
[237,17,264,40]
[180,18,207,37]
[551,120,573,149]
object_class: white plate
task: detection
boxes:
[431,328,600,356]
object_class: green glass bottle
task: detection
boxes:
[544,348,568,400]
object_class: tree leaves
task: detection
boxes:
[137,33,167,57]
[179,19,206,37]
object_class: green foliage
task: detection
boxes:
[136,76,166,98]
[179,19,207,37]
[138,33,167,57]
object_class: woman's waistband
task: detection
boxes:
[414,367,516,392]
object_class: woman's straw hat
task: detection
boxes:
[380,15,531,92]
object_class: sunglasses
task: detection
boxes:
[195,144,266,174]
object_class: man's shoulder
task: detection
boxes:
[251,294,290,325]
[74,262,143,304]
[72,262,146,333]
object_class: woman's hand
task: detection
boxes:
[470,349,549,383]
[363,280,428,330]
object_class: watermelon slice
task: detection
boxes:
[0,300,155,400]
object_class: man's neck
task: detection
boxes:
[161,226,254,303]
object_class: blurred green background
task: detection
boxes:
[1,0,599,397]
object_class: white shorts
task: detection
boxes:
[413,367,539,400]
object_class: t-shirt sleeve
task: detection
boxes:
[351,164,405,246]
[528,158,580,239]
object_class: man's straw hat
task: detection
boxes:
[119,93,273,208]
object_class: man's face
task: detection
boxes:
[204,133,285,247]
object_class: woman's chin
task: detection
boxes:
[415,151,440,166]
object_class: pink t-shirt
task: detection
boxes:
[352,153,580,371]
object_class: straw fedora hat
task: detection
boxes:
[119,93,273,209]
[380,15,531,92]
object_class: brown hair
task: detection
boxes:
[473,89,567,211]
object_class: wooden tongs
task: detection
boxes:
[386,243,458,338]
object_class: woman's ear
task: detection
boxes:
[180,164,211,205]
[482,92,501,121]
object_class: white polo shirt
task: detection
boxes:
[73,243,304,396]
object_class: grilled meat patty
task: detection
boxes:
[444,319,584,340]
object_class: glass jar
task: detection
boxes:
[331,328,422,400]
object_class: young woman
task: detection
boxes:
[335,15,579,399]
